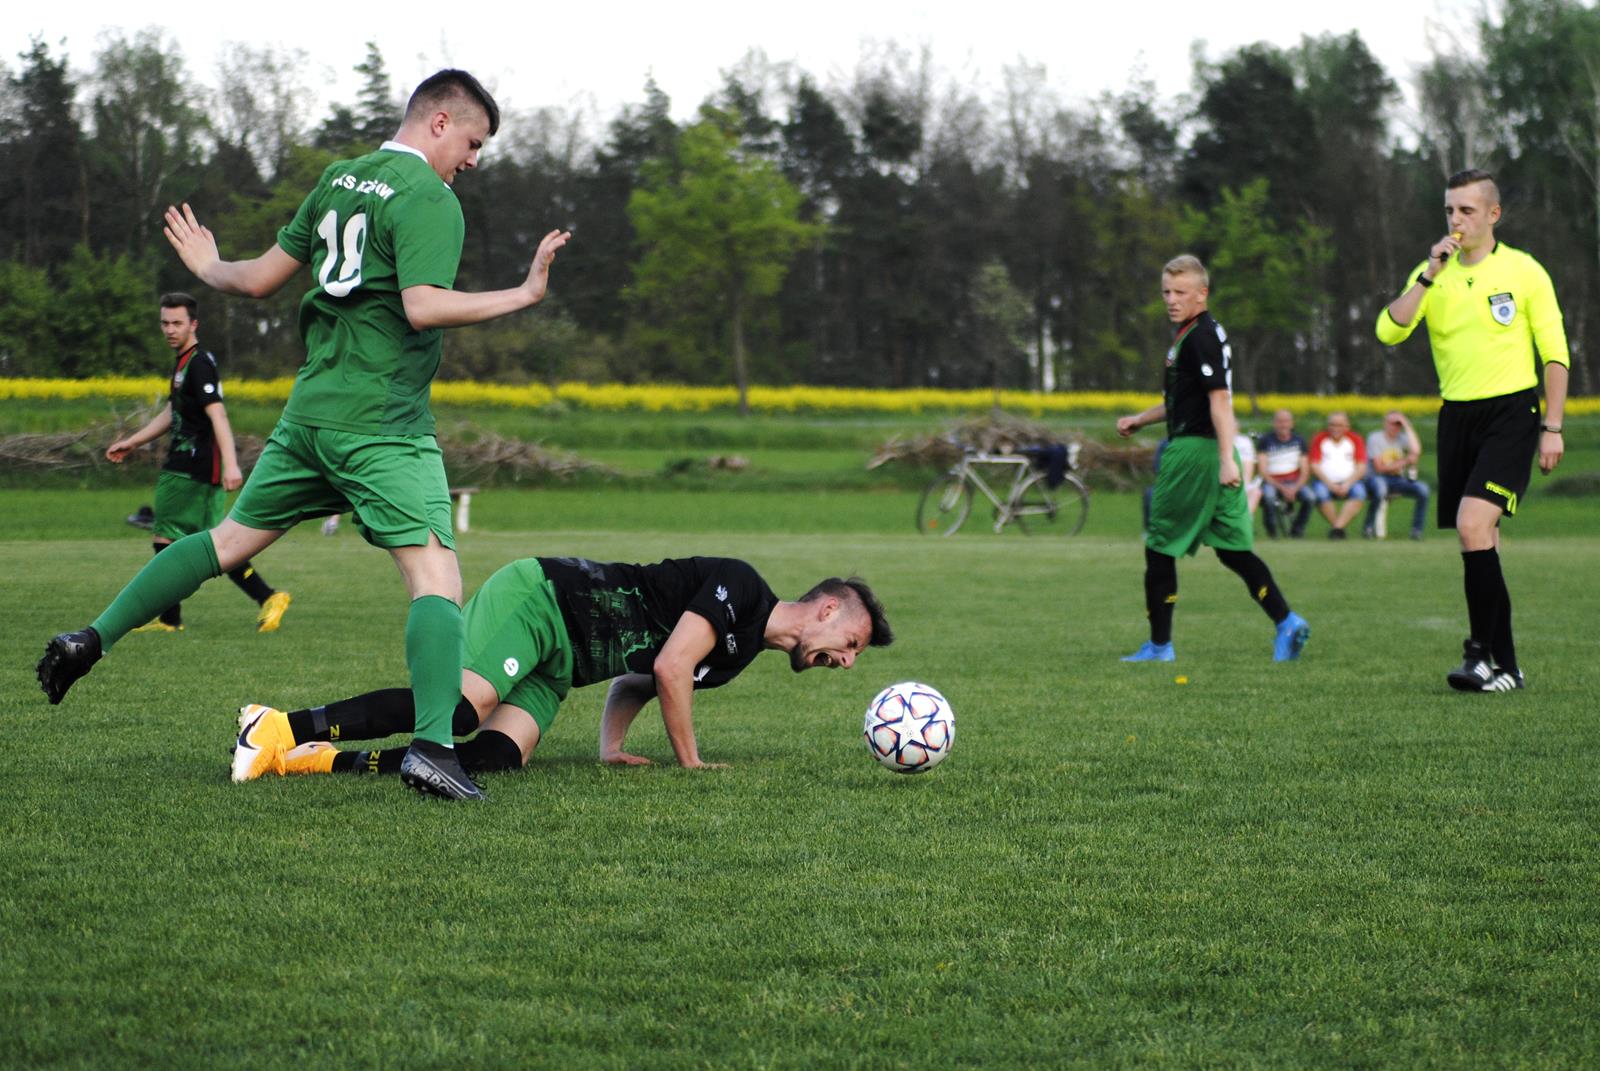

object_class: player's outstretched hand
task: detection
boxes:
[1116,415,1140,438]
[603,750,653,766]
[106,439,134,463]
[523,229,573,305]
[163,204,221,281]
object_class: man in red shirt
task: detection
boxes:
[1309,411,1368,539]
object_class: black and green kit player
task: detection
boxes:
[105,293,290,633]
[1116,255,1309,664]
[38,69,572,801]
[230,557,894,780]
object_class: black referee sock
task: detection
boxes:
[1215,548,1290,624]
[1144,547,1178,646]
[287,690,480,744]
[1462,549,1505,650]
[226,561,275,604]
[1491,571,1518,674]
[150,542,183,627]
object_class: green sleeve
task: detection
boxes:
[1375,261,1428,347]
[276,165,334,262]
[390,187,465,291]
[1527,259,1571,369]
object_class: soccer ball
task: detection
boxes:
[863,682,954,773]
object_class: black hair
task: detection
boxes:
[159,292,198,319]
[406,69,500,136]
[1447,168,1497,190]
[799,577,894,647]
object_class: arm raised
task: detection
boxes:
[401,228,572,330]
[163,204,303,299]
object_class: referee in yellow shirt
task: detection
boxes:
[1376,169,1570,693]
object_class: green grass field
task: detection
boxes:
[3,478,1598,1069]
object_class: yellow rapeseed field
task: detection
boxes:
[2,377,1592,419]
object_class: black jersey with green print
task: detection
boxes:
[1163,311,1232,440]
[163,344,224,483]
[537,557,778,688]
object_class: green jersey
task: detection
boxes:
[276,143,465,435]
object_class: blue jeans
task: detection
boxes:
[1261,482,1314,536]
[1365,474,1430,535]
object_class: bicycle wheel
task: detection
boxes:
[1012,472,1090,536]
[916,474,973,535]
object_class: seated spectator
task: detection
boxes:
[1364,409,1430,540]
[1309,411,1368,539]
[1256,408,1314,538]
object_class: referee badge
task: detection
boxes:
[1488,292,1516,325]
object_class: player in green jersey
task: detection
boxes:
[37,70,571,800]
[1376,169,1570,693]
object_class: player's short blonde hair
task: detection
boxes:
[1163,254,1209,287]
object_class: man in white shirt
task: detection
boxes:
[1309,411,1368,539]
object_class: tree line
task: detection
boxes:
[1,1,1595,402]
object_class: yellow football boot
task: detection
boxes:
[232,704,294,782]
[282,741,338,776]
[256,591,292,633]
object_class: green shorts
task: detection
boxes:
[462,559,574,734]
[1146,436,1254,557]
[152,470,225,541]
[230,420,454,550]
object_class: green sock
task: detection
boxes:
[91,532,221,651]
[406,595,463,747]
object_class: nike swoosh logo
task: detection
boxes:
[236,712,265,748]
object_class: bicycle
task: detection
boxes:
[916,442,1089,536]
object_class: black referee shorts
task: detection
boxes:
[1435,388,1540,528]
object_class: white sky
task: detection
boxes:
[7,0,1482,132]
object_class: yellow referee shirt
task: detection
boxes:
[1375,241,1570,402]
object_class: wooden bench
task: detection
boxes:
[318,485,483,536]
